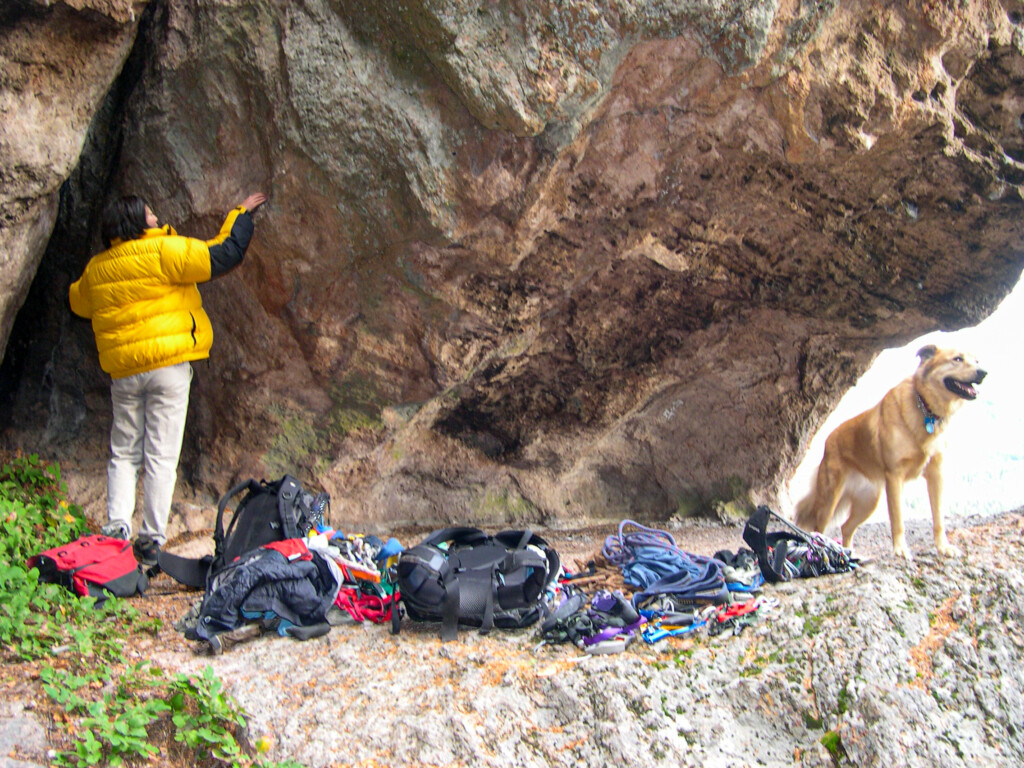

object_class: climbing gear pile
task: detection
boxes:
[533,509,856,655]
[639,596,781,644]
[537,587,644,653]
[327,532,402,625]
[742,505,857,583]
[160,489,856,657]
[713,547,765,592]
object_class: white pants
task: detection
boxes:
[106,362,192,546]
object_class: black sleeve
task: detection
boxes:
[209,211,255,278]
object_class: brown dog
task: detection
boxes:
[795,345,986,559]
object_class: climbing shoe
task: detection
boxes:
[133,537,161,569]
[100,520,130,541]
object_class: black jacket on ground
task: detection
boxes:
[190,546,340,640]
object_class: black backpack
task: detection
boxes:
[160,475,328,589]
[394,527,560,642]
[741,505,856,583]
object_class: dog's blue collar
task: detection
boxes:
[915,391,942,434]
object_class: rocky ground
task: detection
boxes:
[4,509,1024,768]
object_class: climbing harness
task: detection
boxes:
[641,611,708,643]
[707,599,760,637]
[333,587,398,624]
[582,590,644,653]
[537,588,645,654]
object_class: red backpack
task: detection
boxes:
[27,534,149,603]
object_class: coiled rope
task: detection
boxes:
[602,519,724,594]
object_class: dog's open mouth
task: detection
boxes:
[944,376,980,400]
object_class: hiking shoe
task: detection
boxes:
[100,520,130,540]
[132,537,161,568]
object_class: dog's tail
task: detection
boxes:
[793,465,819,531]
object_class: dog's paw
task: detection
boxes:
[936,539,962,558]
[892,539,914,561]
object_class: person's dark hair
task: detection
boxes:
[101,195,149,247]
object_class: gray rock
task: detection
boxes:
[0,702,47,768]
[121,515,1016,768]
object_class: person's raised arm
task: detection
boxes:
[208,193,268,278]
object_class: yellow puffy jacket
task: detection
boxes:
[69,208,246,379]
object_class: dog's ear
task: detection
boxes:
[916,344,937,362]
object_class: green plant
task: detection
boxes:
[44,662,309,768]
[169,666,249,764]
[0,456,145,663]
[803,711,824,730]
[837,685,850,715]
[73,695,171,766]
[739,663,763,677]
[42,665,169,767]
[803,614,823,636]
[820,729,847,765]
[43,661,306,768]
[1,453,65,507]
[0,456,88,568]
[3,456,293,767]
[673,647,696,665]
[41,666,108,712]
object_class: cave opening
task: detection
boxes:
[786,274,1024,524]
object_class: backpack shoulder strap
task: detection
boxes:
[214,478,262,552]
[161,478,258,589]
[742,505,799,584]
[276,475,303,539]
[157,550,214,589]
[441,566,460,642]
[495,529,539,550]
[494,529,560,583]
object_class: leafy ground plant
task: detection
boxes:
[0,453,301,767]
[0,454,136,661]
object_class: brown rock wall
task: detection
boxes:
[0,0,143,360]
[2,0,1024,532]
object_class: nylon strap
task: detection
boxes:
[441,567,460,642]
[277,475,302,539]
[214,478,260,553]
[479,570,496,635]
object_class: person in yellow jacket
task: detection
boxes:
[69,192,267,567]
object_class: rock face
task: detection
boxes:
[0,0,141,361]
[157,513,1024,768]
[2,0,1024,530]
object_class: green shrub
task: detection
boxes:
[2,455,303,767]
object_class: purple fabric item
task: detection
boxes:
[581,618,643,646]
